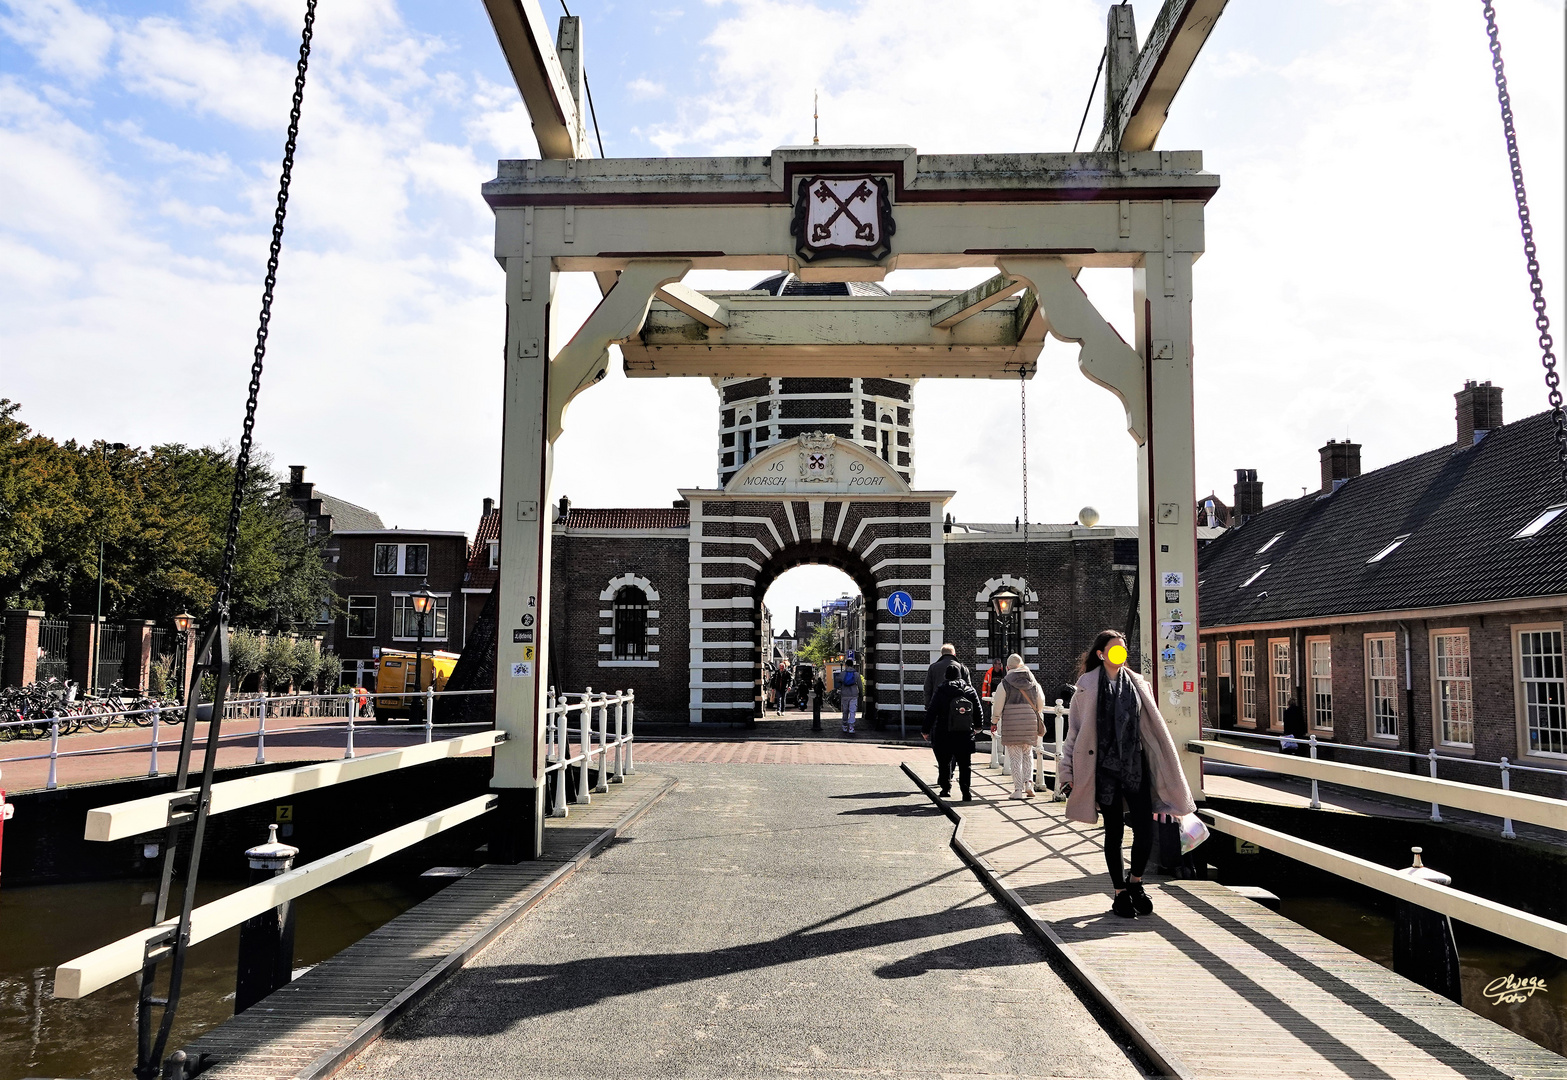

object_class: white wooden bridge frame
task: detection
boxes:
[479,0,1227,858]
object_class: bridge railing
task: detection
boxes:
[542,687,636,817]
[52,684,630,1001]
[986,700,1070,795]
[0,687,495,790]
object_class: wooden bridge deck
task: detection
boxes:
[179,772,674,1079]
[939,762,1567,1080]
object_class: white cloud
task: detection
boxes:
[627,77,665,100]
[0,0,113,81]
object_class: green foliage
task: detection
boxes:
[148,656,175,696]
[316,652,343,693]
[288,638,320,690]
[0,399,335,628]
[260,635,297,692]
[797,624,840,668]
[228,629,264,690]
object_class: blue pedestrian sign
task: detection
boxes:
[886,591,914,619]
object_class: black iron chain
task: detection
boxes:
[1482,0,1566,490]
[216,0,318,608]
[1020,370,1029,531]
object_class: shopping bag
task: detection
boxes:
[1178,812,1210,855]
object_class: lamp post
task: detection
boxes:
[411,582,436,720]
[173,612,194,704]
[990,588,1020,663]
[91,441,129,694]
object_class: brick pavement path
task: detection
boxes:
[635,738,929,766]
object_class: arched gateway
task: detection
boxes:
[686,433,949,724]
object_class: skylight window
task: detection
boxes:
[1514,504,1567,539]
[1241,565,1269,587]
[1256,531,1285,554]
[1367,534,1411,563]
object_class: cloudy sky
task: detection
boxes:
[4,0,1563,622]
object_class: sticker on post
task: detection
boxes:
[513,628,534,643]
[511,662,533,678]
[1161,571,1184,587]
[521,645,536,662]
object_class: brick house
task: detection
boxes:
[1196,382,1567,794]
[280,465,386,651]
[329,529,470,670]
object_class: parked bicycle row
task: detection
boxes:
[0,678,180,738]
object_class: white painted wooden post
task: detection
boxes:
[1428,749,1442,822]
[1500,758,1516,839]
[594,692,609,793]
[147,711,160,777]
[577,689,592,804]
[424,685,435,744]
[549,690,568,818]
[612,695,625,782]
[345,708,355,761]
[624,690,636,774]
[47,715,59,790]
[1308,734,1320,809]
[1053,700,1066,800]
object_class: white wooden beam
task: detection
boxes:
[1190,740,1567,833]
[656,283,729,328]
[481,0,585,159]
[84,730,505,843]
[1204,810,1567,960]
[56,795,495,999]
[929,274,1025,329]
[1096,0,1229,153]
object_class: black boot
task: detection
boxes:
[1112,889,1137,918]
[1128,880,1154,916]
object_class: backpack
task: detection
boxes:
[842,669,858,688]
[945,692,975,735]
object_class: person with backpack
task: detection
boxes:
[990,654,1046,799]
[839,660,861,734]
[923,666,983,801]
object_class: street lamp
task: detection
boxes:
[173,612,194,704]
[990,588,1020,661]
[91,441,129,694]
[411,581,436,719]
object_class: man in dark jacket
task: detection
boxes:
[923,644,970,710]
[923,667,984,801]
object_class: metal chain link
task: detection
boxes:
[1482,0,1566,490]
[1020,370,1029,531]
[216,0,319,608]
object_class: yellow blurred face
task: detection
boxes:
[1106,642,1128,667]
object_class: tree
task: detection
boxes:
[797,624,840,668]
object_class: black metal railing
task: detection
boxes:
[37,618,70,683]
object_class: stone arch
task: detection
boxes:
[599,573,660,669]
[975,575,1040,669]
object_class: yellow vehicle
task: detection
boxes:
[374,649,460,713]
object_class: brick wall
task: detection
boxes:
[332,533,468,662]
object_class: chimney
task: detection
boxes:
[1456,380,1503,446]
[482,497,494,517]
[1233,469,1263,523]
[1318,439,1361,494]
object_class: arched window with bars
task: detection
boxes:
[613,585,649,659]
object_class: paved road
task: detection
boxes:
[354,763,1146,1079]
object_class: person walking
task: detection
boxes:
[991,654,1045,799]
[1281,696,1307,755]
[771,662,790,715]
[924,666,982,800]
[839,659,861,735]
[980,656,1007,726]
[1058,629,1197,919]
[924,644,970,709]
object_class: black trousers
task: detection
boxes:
[1100,759,1153,888]
[933,734,972,795]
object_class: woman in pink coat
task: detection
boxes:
[1057,629,1195,918]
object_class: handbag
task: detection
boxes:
[1035,715,1046,738]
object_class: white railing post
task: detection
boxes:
[425,685,435,744]
[147,709,160,777]
[550,690,568,818]
[578,688,592,803]
[1053,701,1067,800]
[989,698,1001,770]
[1428,749,1441,822]
[612,695,625,783]
[625,690,636,774]
[255,699,267,765]
[1500,758,1516,839]
[594,692,609,793]
[345,707,356,761]
[1308,734,1321,809]
[47,715,59,790]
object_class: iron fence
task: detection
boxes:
[37,619,69,683]
[96,623,126,691]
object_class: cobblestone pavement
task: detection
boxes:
[633,739,930,766]
[352,763,1146,1079]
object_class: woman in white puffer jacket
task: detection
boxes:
[990,654,1045,798]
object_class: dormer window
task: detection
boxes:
[1367,535,1410,563]
[1255,531,1284,554]
[488,541,499,569]
[1514,504,1566,539]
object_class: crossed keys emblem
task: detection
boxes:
[808,452,827,471]
[811,180,876,243]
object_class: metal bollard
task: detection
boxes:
[595,693,609,793]
[47,716,59,790]
[235,824,300,1014]
[255,699,267,765]
[425,684,435,741]
[345,709,356,760]
[625,690,636,775]
[1428,749,1441,822]
[1500,758,1516,839]
[1308,734,1321,809]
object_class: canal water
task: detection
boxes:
[0,874,421,1080]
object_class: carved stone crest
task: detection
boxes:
[797,432,837,483]
[790,175,894,262]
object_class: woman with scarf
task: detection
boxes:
[1058,629,1196,918]
[990,654,1046,799]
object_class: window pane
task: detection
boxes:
[614,586,648,658]
[1521,630,1566,757]
[347,597,376,638]
[404,545,429,576]
[1238,642,1256,723]
[1271,641,1290,728]
[374,544,398,575]
[1367,636,1398,738]
[1310,640,1333,731]
[1434,632,1473,746]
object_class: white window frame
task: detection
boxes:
[1269,638,1291,731]
[1514,622,1566,761]
[1218,640,1231,678]
[1365,633,1399,742]
[373,543,399,576]
[1430,628,1475,751]
[1367,534,1410,563]
[373,542,430,577]
[488,541,499,570]
[1237,640,1257,727]
[391,592,450,642]
[1199,641,1209,710]
[1512,504,1566,539]
[346,596,377,639]
[1306,636,1333,734]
